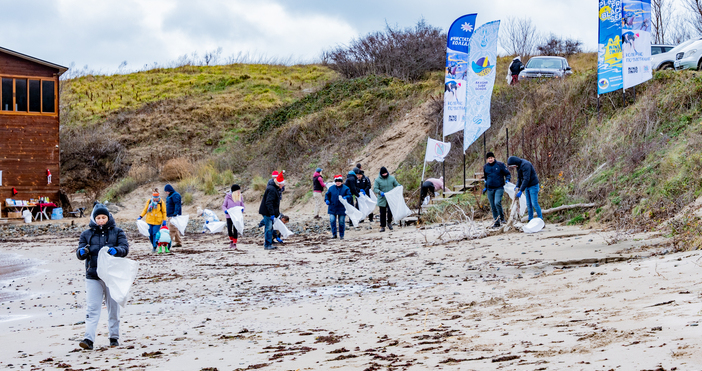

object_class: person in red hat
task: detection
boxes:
[325,174,353,240]
[259,172,284,250]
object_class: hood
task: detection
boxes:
[507,156,522,167]
[347,171,356,177]
[224,190,233,201]
[267,178,276,186]
[164,184,175,194]
[513,56,521,61]
[313,171,321,177]
[89,206,116,230]
[379,166,389,178]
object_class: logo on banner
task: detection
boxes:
[434,142,447,156]
[599,6,613,21]
[471,57,494,76]
[461,22,473,32]
[598,78,610,89]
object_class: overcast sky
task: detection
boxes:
[1,0,603,74]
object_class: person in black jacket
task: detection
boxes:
[76,203,129,350]
[164,184,183,248]
[508,56,524,85]
[507,156,542,221]
[259,172,283,250]
[483,152,512,227]
[354,169,373,222]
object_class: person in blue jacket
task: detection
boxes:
[164,184,183,248]
[76,203,129,350]
[325,174,353,240]
[483,152,512,228]
[507,156,542,221]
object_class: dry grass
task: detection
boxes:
[128,163,158,183]
[160,157,194,181]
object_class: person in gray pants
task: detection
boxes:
[76,204,129,350]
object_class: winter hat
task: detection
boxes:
[231,184,241,192]
[160,224,169,231]
[152,191,160,199]
[275,172,285,185]
[356,163,362,169]
[353,167,361,174]
[380,166,389,177]
[485,152,495,159]
[507,156,521,167]
[315,168,322,173]
[93,203,110,218]
[271,171,279,178]
[334,174,344,182]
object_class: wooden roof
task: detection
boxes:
[0,46,68,76]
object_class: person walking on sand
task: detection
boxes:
[138,189,167,252]
[420,176,446,205]
[312,168,326,219]
[345,169,361,227]
[355,169,372,222]
[164,184,183,248]
[259,170,285,227]
[222,184,245,249]
[373,166,400,232]
[259,172,284,250]
[154,222,171,254]
[325,174,353,239]
[483,152,511,228]
[76,203,129,350]
[507,156,543,221]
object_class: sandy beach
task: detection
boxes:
[0,215,701,371]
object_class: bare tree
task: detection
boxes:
[499,17,541,58]
[203,47,223,66]
[669,13,694,44]
[683,0,702,35]
[536,34,582,57]
[652,0,673,44]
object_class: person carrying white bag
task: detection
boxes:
[373,166,401,232]
[75,203,130,351]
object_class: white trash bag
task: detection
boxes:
[206,221,227,233]
[227,207,245,235]
[170,215,189,236]
[522,217,545,233]
[22,210,32,223]
[504,182,527,217]
[96,247,139,308]
[370,190,378,203]
[385,185,412,224]
[339,196,364,227]
[273,217,294,238]
[136,220,150,237]
[357,194,377,219]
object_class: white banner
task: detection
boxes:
[424,137,452,163]
[464,20,500,152]
[622,0,652,89]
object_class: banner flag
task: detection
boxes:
[424,137,452,163]
[598,0,623,94]
[463,20,500,152]
[622,0,652,89]
[443,13,477,137]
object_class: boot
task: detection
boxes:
[79,338,93,350]
[158,245,163,254]
[165,245,171,253]
[492,220,501,228]
[230,239,238,249]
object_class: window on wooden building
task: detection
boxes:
[42,80,55,113]
[29,80,41,112]
[1,78,11,111]
[15,79,27,112]
[0,77,56,114]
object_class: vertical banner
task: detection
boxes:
[622,0,652,89]
[598,0,623,94]
[443,13,477,137]
[463,21,500,152]
[424,138,452,163]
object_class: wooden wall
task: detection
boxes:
[0,50,61,212]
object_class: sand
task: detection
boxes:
[1,216,701,370]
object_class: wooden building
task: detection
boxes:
[0,46,67,209]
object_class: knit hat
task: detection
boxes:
[353,167,361,174]
[356,163,362,169]
[334,174,344,181]
[275,172,285,185]
[93,203,110,218]
[231,184,240,192]
[152,191,160,199]
[485,152,495,159]
[271,171,279,178]
[380,166,389,177]
[160,224,169,230]
[315,167,322,173]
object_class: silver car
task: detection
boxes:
[518,56,572,81]
[650,44,676,70]
[675,39,702,70]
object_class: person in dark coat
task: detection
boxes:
[325,174,353,239]
[373,166,401,232]
[483,152,512,227]
[507,156,542,221]
[345,169,361,227]
[259,172,283,250]
[164,184,183,248]
[76,203,129,350]
[508,56,524,85]
[354,169,373,222]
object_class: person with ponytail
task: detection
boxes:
[138,188,167,252]
[222,184,245,249]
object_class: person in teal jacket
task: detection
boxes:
[373,166,400,232]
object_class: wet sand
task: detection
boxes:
[0,221,701,370]
[0,251,44,305]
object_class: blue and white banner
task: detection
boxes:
[622,0,652,89]
[443,13,477,137]
[463,20,500,152]
[598,0,623,94]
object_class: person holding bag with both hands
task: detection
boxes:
[325,174,353,240]
[259,172,284,250]
[138,189,167,252]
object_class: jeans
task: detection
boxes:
[379,206,393,227]
[329,214,346,238]
[85,278,120,342]
[524,184,543,220]
[486,188,505,221]
[263,216,274,248]
[148,224,160,249]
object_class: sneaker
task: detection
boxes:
[172,243,182,248]
[388,224,394,231]
[79,339,93,350]
[264,246,277,250]
[109,338,119,347]
[492,220,501,228]
[331,235,338,239]
[340,237,344,240]
[379,227,385,232]
[152,248,156,253]
[230,242,237,249]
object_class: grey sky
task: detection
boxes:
[1,0,603,73]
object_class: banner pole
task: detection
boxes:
[506,128,509,158]
[463,152,466,192]
[442,134,445,198]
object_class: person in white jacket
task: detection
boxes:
[197,207,219,233]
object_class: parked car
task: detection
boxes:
[652,39,700,70]
[675,38,702,70]
[518,56,572,81]
[651,44,675,56]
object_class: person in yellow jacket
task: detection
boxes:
[138,189,167,252]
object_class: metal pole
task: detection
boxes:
[442,135,445,198]
[506,128,509,158]
[522,127,525,157]
[463,152,466,192]
[483,133,486,161]
[633,86,636,101]
[622,89,625,107]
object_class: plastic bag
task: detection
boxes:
[523,217,545,233]
[227,207,244,235]
[96,247,139,308]
[339,196,364,227]
[206,221,227,233]
[22,210,32,223]
[136,220,150,237]
[170,215,189,236]
[273,217,294,238]
[385,185,412,223]
[503,182,527,217]
[370,191,377,203]
[357,194,376,219]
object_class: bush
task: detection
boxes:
[128,163,158,183]
[322,20,445,81]
[537,34,583,57]
[182,192,194,205]
[160,157,193,181]
[251,176,268,192]
[103,177,138,202]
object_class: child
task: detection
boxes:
[76,203,129,350]
[138,189,167,252]
[222,184,245,249]
[197,207,219,233]
[154,222,171,253]
[272,214,290,244]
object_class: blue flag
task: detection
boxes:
[443,13,477,137]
